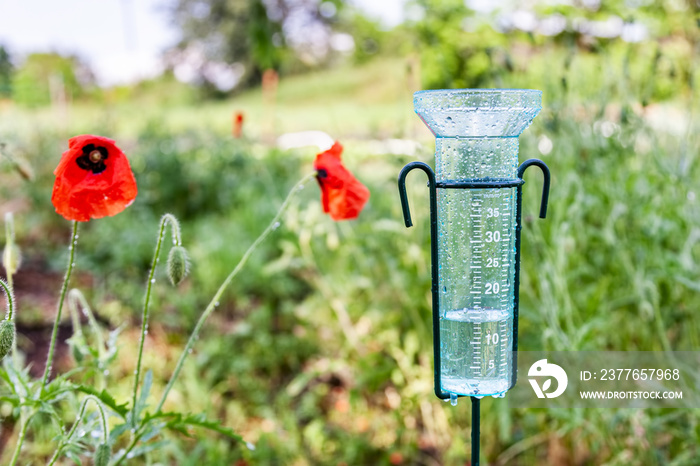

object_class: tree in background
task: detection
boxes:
[0,45,12,99]
[405,0,512,90]
[12,53,96,107]
[405,0,698,98]
[168,0,345,94]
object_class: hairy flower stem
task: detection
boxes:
[47,395,109,466]
[131,214,181,427]
[41,220,79,390]
[9,412,33,466]
[0,279,14,321]
[154,172,315,414]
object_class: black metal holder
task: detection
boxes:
[397,159,550,466]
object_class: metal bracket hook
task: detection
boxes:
[398,161,436,228]
[517,159,551,219]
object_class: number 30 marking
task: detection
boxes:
[485,231,501,243]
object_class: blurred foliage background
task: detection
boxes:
[1,0,699,464]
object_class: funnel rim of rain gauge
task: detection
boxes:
[413,88,542,138]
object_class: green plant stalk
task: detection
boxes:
[131,214,181,427]
[154,173,314,414]
[41,220,79,390]
[115,175,312,465]
[68,293,83,339]
[9,411,34,466]
[47,395,109,466]
[69,289,106,360]
[113,429,145,466]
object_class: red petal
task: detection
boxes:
[313,142,370,221]
[52,135,137,221]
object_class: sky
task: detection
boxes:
[0,0,406,86]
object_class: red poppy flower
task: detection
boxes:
[314,142,370,221]
[232,111,244,138]
[51,135,138,222]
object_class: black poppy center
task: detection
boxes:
[76,144,109,174]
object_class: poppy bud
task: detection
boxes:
[0,320,15,360]
[94,443,111,466]
[2,243,21,275]
[167,246,190,286]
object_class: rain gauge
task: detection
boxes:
[398,89,550,465]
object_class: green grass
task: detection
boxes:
[0,57,416,143]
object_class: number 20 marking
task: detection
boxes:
[485,283,500,294]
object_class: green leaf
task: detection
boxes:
[64,449,83,465]
[127,440,169,458]
[140,420,166,443]
[109,422,131,445]
[148,411,242,442]
[3,359,31,398]
[74,386,128,418]
[0,395,19,406]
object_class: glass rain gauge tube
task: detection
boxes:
[398,89,550,465]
